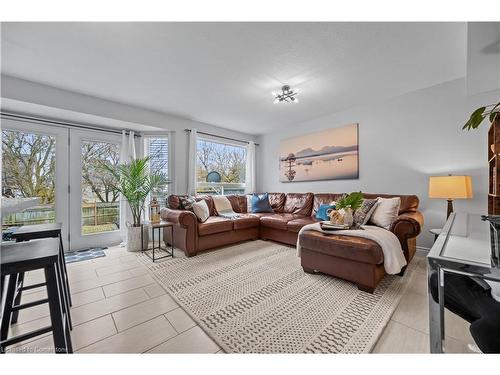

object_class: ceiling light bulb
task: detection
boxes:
[273,98,280,104]
[293,97,299,103]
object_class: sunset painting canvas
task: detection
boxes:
[279,123,359,182]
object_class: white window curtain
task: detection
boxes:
[245,141,256,194]
[187,129,197,195]
[119,130,137,246]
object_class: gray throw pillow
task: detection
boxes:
[179,196,196,211]
[353,198,379,227]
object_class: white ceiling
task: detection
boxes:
[1,22,467,135]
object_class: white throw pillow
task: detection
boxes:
[212,195,234,214]
[369,197,401,229]
[246,195,253,213]
[192,199,210,223]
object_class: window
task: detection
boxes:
[80,140,120,235]
[196,137,246,195]
[144,136,169,207]
[2,129,56,229]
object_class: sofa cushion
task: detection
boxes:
[198,216,234,236]
[362,193,419,214]
[287,216,319,233]
[299,230,384,265]
[226,195,247,213]
[268,193,286,213]
[284,193,314,215]
[260,214,296,230]
[312,193,345,215]
[233,214,261,230]
[250,212,276,218]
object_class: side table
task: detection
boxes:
[141,221,174,262]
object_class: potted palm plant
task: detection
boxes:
[104,157,166,252]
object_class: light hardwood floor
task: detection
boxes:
[5,244,474,353]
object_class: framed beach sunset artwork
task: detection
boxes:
[279,123,359,182]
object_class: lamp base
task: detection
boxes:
[447,199,454,219]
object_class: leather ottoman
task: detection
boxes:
[299,230,390,293]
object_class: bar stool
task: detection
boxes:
[0,238,72,353]
[10,223,72,329]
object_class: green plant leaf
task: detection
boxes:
[463,106,485,130]
[463,103,500,130]
[336,191,363,211]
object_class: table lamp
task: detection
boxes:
[428,175,473,219]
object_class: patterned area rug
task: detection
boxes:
[64,247,107,264]
[138,240,414,353]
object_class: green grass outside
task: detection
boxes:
[82,223,118,235]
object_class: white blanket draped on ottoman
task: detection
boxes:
[297,223,407,275]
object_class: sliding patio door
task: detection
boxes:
[69,129,122,250]
[1,118,70,249]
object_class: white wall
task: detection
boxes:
[1,75,258,194]
[257,78,500,249]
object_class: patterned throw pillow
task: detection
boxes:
[179,196,196,211]
[353,198,379,227]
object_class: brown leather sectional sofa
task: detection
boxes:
[161,192,423,292]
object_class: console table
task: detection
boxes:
[427,212,500,353]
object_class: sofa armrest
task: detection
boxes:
[390,211,424,262]
[390,211,424,238]
[160,208,198,256]
[161,207,197,228]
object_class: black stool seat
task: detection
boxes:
[9,222,72,326]
[1,238,72,353]
[2,238,60,271]
[11,223,63,242]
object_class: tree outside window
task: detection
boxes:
[196,138,246,195]
[2,130,57,227]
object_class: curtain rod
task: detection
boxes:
[1,112,142,138]
[184,129,259,146]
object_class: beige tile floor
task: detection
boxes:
[5,245,474,354]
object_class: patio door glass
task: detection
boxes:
[1,118,69,248]
[69,130,122,249]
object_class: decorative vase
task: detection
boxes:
[343,208,354,228]
[126,223,149,252]
[327,208,344,225]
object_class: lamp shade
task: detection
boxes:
[428,175,473,199]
